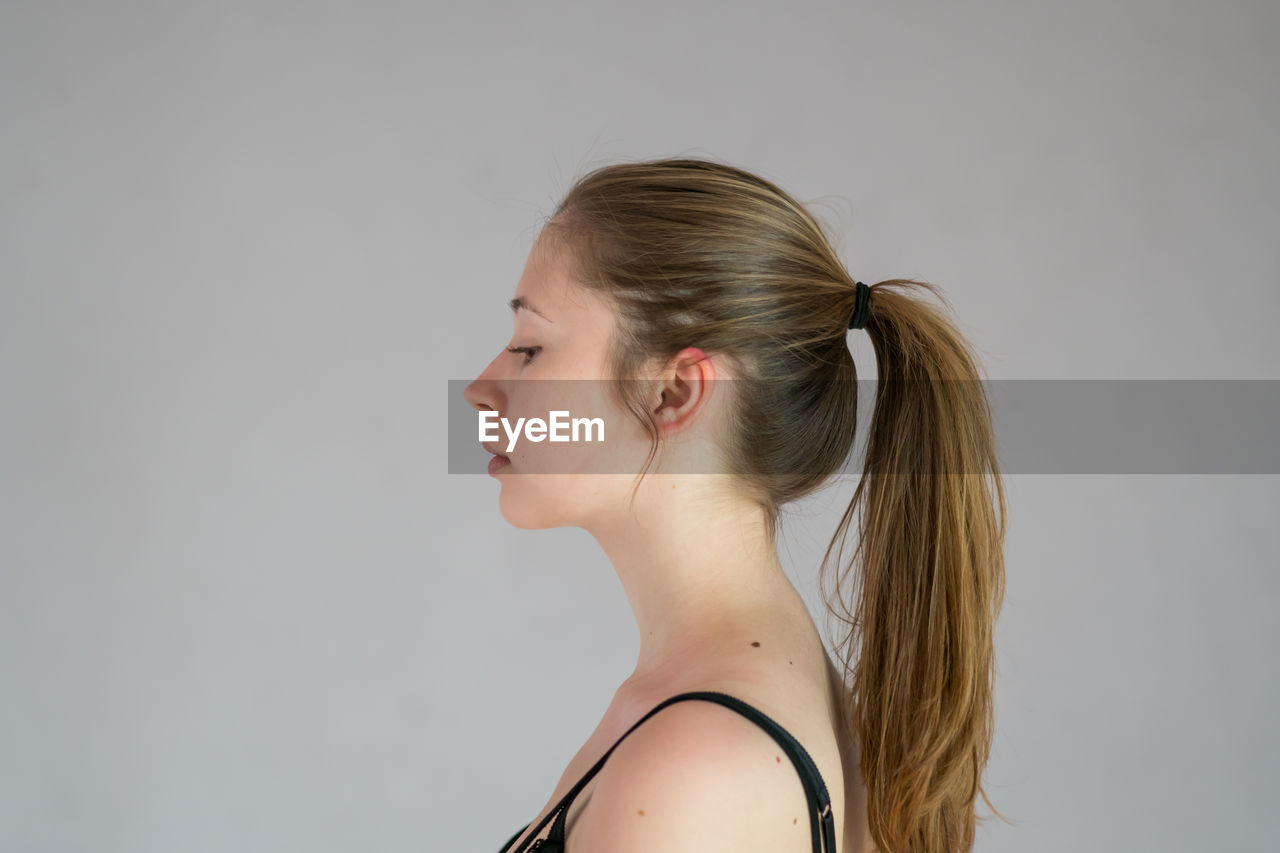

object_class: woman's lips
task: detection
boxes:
[488,453,510,475]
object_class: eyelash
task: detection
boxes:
[506,345,541,366]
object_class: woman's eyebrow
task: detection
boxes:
[508,296,553,322]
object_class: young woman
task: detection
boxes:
[464,157,1007,853]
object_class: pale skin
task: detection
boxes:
[464,232,876,853]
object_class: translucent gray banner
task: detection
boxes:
[447,379,1280,475]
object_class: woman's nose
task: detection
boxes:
[463,357,504,413]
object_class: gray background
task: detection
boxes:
[2,1,1277,851]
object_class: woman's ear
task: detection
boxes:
[651,347,717,435]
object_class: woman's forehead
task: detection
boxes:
[516,241,608,323]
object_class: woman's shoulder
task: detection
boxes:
[570,694,818,852]
[578,637,849,834]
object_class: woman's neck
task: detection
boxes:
[584,475,804,684]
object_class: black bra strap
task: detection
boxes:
[511,691,836,853]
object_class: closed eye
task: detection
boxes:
[506,345,541,366]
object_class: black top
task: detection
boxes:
[495,690,837,853]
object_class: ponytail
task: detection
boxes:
[820,279,1009,853]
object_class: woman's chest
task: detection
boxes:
[502,714,625,851]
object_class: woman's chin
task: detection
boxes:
[497,490,559,530]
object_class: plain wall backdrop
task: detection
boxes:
[2,1,1277,851]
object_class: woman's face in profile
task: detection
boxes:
[464,234,657,530]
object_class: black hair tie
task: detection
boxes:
[848,281,871,330]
